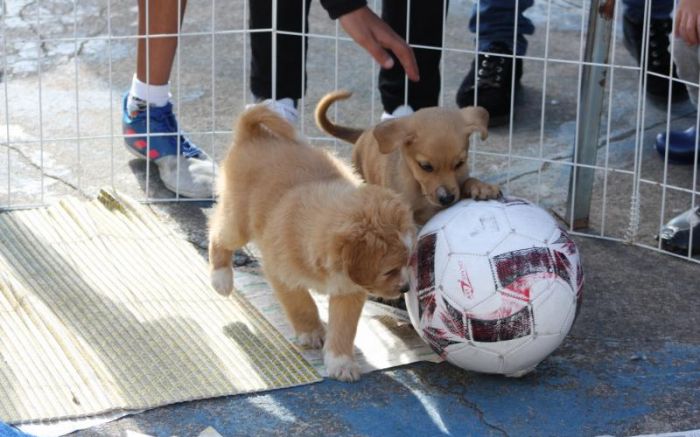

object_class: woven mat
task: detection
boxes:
[234,273,440,377]
[0,191,320,425]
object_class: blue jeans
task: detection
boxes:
[469,0,674,55]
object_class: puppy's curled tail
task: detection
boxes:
[315,90,364,144]
[235,104,297,145]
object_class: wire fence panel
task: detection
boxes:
[0,0,698,262]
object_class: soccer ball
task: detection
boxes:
[405,197,583,377]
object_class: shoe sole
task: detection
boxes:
[477,83,523,128]
[124,142,213,199]
[656,155,699,165]
[160,179,214,200]
[646,91,689,106]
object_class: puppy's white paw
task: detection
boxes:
[211,268,233,296]
[297,326,325,349]
[324,352,361,382]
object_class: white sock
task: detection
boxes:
[128,74,171,109]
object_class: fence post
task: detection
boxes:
[566,0,616,229]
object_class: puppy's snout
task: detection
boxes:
[438,192,456,206]
[399,283,410,294]
[436,186,456,206]
[439,194,455,206]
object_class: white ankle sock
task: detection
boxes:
[128,74,171,109]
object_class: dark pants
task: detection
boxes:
[249,0,311,102]
[249,0,446,112]
[379,0,446,113]
[470,0,674,56]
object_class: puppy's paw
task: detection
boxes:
[324,352,361,382]
[297,326,325,349]
[211,268,233,296]
[466,180,501,200]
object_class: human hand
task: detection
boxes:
[675,0,700,46]
[338,6,419,81]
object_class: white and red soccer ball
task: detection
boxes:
[405,197,583,377]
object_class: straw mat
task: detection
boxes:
[0,191,320,424]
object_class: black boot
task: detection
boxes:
[623,15,688,103]
[455,42,523,125]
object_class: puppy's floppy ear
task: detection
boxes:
[332,224,376,287]
[460,106,489,140]
[344,241,376,287]
[373,119,416,154]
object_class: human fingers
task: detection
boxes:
[682,13,700,45]
[358,9,419,80]
[376,29,419,81]
[361,33,397,70]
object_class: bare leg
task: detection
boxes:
[136,0,187,85]
[324,291,366,382]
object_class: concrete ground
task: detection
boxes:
[1,0,699,436]
[63,234,700,437]
[1,0,698,247]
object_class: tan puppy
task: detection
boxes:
[209,105,416,382]
[316,90,501,225]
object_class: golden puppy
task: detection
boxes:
[209,105,416,382]
[315,90,501,225]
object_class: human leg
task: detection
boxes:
[655,41,699,163]
[123,0,215,199]
[455,0,534,123]
[468,0,535,57]
[622,0,688,102]
[249,0,311,122]
[378,0,446,116]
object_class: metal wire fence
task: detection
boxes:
[1,0,698,262]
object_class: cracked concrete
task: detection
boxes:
[1,0,697,251]
[73,232,700,436]
[3,0,113,76]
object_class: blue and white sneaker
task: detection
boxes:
[122,93,216,198]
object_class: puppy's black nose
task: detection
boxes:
[438,193,456,206]
[399,283,410,294]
